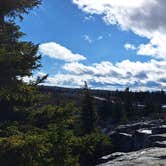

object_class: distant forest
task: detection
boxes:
[40,86,166,123]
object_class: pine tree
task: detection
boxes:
[124,87,133,117]
[0,0,42,119]
[80,82,96,135]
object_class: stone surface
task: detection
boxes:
[153,141,166,148]
[152,125,166,134]
[98,119,166,165]
[110,132,133,152]
[98,148,166,166]
[107,119,166,152]
[149,134,166,142]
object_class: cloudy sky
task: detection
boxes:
[19,0,166,91]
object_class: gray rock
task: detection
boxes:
[153,141,166,148]
[100,119,166,165]
[107,119,166,152]
[133,129,152,150]
[114,119,164,134]
[98,148,166,166]
[110,132,133,152]
[152,125,166,134]
[149,134,166,142]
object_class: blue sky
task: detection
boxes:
[20,0,166,91]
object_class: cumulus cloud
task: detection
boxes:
[37,1,166,90]
[39,42,86,62]
[73,0,166,59]
[43,59,166,90]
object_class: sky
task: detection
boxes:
[19,0,166,91]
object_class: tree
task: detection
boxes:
[0,0,41,22]
[98,95,112,121]
[0,0,43,119]
[80,82,96,135]
[123,87,133,117]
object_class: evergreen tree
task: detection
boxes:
[0,0,41,22]
[0,0,43,119]
[124,87,133,117]
[80,82,96,135]
[98,96,112,121]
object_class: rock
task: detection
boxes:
[106,119,166,152]
[152,125,166,134]
[110,132,133,152]
[153,141,166,148]
[114,119,164,134]
[115,122,152,134]
[99,119,166,165]
[149,134,166,142]
[98,152,125,164]
[98,148,166,166]
[136,129,152,135]
[133,129,152,150]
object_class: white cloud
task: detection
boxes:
[137,34,166,59]
[23,72,47,84]
[43,59,166,90]
[97,35,103,40]
[84,15,95,21]
[83,34,104,43]
[37,1,166,90]
[73,0,166,59]
[82,34,93,43]
[124,43,136,50]
[22,76,35,83]
[39,42,86,62]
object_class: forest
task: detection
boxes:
[0,0,166,166]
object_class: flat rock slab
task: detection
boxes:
[149,134,166,142]
[153,141,166,148]
[98,148,166,166]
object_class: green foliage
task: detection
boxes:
[0,102,112,165]
[73,131,112,166]
[0,1,112,165]
[47,125,80,166]
[124,87,134,117]
[111,103,125,122]
[0,121,21,137]
[29,103,79,128]
[80,82,97,135]
[98,99,112,121]
[0,0,41,21]
[0,133,51,166]
[0,0,47,120]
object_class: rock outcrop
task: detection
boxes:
[98,147,166,166]
[98,119,166,165]
[107,119,166,152]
